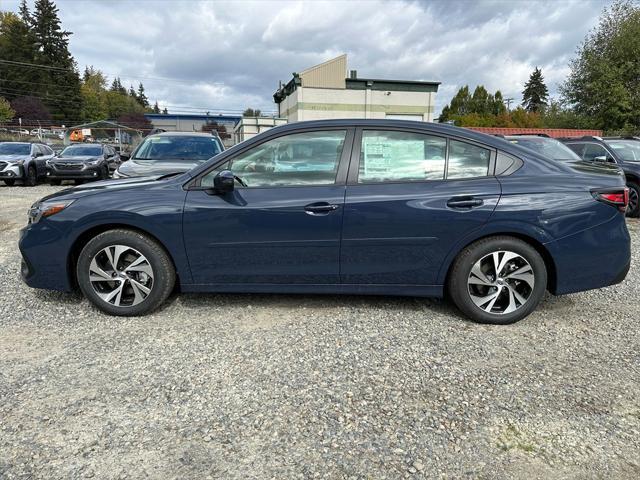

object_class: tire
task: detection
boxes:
[3,179,15,186]
[49,179,61,186]
[25,165,37,187]
[76,229,176,316]
[447,236,547,325]
[626,182,640,218]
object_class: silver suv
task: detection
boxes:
[0,142,55,186]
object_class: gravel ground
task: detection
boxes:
[1,184,639,479]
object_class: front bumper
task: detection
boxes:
[0,164,24,180]
[19,222,74,292]
[46,164,102,180]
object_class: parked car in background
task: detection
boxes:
[0,142,55,186]
[113,132,224,178]
[559,136,640,217]
[20,120,630,324]
[46,143,120,185]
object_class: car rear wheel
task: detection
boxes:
[25,165,37,187]
[626,182,640,218]
[447,236,547,324]
[76,229,175,316]
[3,179,15,186]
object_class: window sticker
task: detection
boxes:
[363,137,426,178]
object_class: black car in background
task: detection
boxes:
[559,136,640,217]
[113,132,224,178]
[0,142,55,186]
[47,144,121,185]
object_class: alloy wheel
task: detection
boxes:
[467,250,535,315]
[88,244,154,307]
[628,187,638,214]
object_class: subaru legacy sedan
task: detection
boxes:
[19,120,630,324]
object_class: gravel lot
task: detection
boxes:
[1,184,639,479]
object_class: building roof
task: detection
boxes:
[65,120,141,133]
[273,54,440,103]
[145,113,241,122]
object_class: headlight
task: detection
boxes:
[112,169,127,179]
[27,199,75,224]
[14,159,25,166]
[86,158,101,166]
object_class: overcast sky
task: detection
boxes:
[2,0,609,116]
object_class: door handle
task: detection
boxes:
[447,198,484,208]
[304,202,339,215]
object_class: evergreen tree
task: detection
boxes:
[19,0,32,26]
[136,83,149,108]
[0,12,40,99]
[31,0,82,122]
[522,67,549,113]
[128,85,136,98]
[110,77,126,95]
[152,101,160,114]
[162,107,168,115]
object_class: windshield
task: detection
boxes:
[507,137,580,161]
[133,136,222,161]
[61,145,103,157]
[0,143,30,155]
[606,140,640,162]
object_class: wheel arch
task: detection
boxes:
[441,231,558,295]
[67,223,181,290]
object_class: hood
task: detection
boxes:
[54,156,101,163]
[37,173,188,204]
[0,154,29,162]
[117,159,202,177]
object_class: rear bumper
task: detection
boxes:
[547,213,631,295]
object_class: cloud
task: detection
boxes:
[5,0,608,115]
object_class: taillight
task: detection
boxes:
[592,187,629,213]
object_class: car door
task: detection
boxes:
[182,128,354,285]
[341,128,501,286]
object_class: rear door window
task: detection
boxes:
[447,140,491,179]
[358,130,446,183]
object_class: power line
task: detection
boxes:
[0,58,225,87]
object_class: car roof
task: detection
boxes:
[151,131,219,138]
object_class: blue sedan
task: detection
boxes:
[19,120,631,324]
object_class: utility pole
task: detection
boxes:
[504,98,514,111]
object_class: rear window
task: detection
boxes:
[508,137,580,161]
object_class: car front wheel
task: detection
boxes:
[25,165,37,187]
[3,179,15,186]
[76,229,176,316]
[447,236,547,325]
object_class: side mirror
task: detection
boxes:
[593,155,607,162]
[213,170,235,194]
[120,153,130,161]
[34,151,44,158]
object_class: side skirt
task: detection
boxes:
[180,283,444,298]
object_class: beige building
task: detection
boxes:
[273,55,440,122]
[233,116,288,144]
